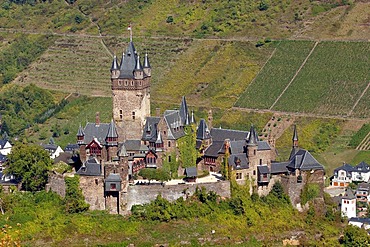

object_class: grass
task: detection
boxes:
[13,36,112,96]
[25,95,112,148]
[235,40,315,109]
[273,41,370,117]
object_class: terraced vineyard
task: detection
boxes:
[13,36,112,96]
[236,41,370,118]
[235,41,315,109]
[273,41,370,117]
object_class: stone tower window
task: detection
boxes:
[125,81,128,86]
[168,141,171,147]
[260,159,262,165]
[118,80,122,86]
[254,150,256,155]
[168,156,171,162]
[131,81,134,86]
[132,112,135,120]
[119,110,123,120]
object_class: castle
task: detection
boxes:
[66,33,325,214]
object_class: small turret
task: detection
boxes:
[119,52,125,70]
[106,119,118,145]
[134,54,144,79]
[292,124,298,148]
[179,96,189,125]
[247,125,258,146]
[190,110,196,125]
[143,53,151,77]
[77,124,85,144]
[111,55,119,78]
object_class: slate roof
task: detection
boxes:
[0,172,20,185]
[106,119,118,139]
[257,165,270,174]
[271,162,289,174]
[179,96,192,126]
[110,55,119,71]
[357,183,370,191]
[247,125,258,146]
[292,125,298,141]
[105,173,122,182]
[349,217,370,224]
[163,110,185,140]
[334,163,355,174]
[53,152,73,164]
[342,188,356,200]
[210,128,248,142]
[83,122,110,145]
[204,141,224,157]
[257,141,271,151]
[185,167,197,177]
[0,153,7,163]
[142,117,161,142]
[143,53,151,68]
[123,140,147,152]
[230,140,245,154]
[228,154,249,170]
[0,139,10,149]
[65,143,79,152]
[76,157,102,176]
[287,149,324,171]
[355,161,370,172]
[196,119,211,140]
[42,144,59,151]
[118,143,128,157]
[118,42,138,79]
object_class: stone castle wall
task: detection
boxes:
[46,173,67,197]
[125,181,230,212]
[79,176,105,211]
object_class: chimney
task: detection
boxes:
[156,108,161,117]
[96,112,100,126]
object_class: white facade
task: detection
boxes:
[341,197,356,219]
[0,140,12,155]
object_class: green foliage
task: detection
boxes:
[5,143,52,191]
[64,176,89,214]
[342,224,370,247]
[258,0,269,11]
[0,84,55,137]
[301,183,320,205]
[162,151,179,179]
[0,34,54,85]
[349,124,370,147]
[138,168,170,183]
[177,125,197,168]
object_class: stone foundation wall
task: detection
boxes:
[126,181,230,212]
[79,176,105,211]
[46,173,67,197]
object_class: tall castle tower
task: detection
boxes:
[110,29,151,141]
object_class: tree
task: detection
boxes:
[342,225,370,246]
[64,176,89,213]
[5,143,52,191]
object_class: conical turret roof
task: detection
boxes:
[111,55,119,71]
[292,125,298,141]
[247,125,258,146]
[144,53,151,68]
[77,124,85,137]
[106,119,118,139]
[119,52,125,70]
[134,54,143,71]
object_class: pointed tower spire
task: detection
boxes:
[119,52,125,70]
[247,125,258,146]
[179,96,189,125]
[134,54,143,71]
[111,55,119,72]
[77,124,85,144]
[190,110,196,124]
[107,119,118,140]
[144,53,151,68]
[292,124,298,148]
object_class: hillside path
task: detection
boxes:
[348,81,370,116]
[269,41,319,110]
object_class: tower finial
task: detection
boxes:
[128,23,132,42]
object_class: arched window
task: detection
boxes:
[168,141,171,147]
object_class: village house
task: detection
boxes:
[332,161,370,187]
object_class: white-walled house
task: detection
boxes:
[0,139,11,156]
[42,144,64,159]
[341,188,356,219]
[349,218,370,230]
[332,162,370,186]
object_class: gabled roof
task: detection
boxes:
[257,141,271,151]
[209,128,248,142]
[0,139,10,149]
[163,110,185,140]
[288,149,324,171]
[76,157,102,176]
[349,217,370,224]
[342,188,355,200]
[196,119,211,140]
[228,154,249,170]
[271,162,289,174]
[185,167,197,177]
[229,140,245,154]
[105,173,122,182]
[83,122,110,145]
[334,163,355,173]
[357,183,370,191]
[123,140,143,151]
[42,144,60,151]
[355,161,370,172]
[204,141,224,157]
[65,144,79,152]
[257,165,270,174]
[142,117,161,142]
